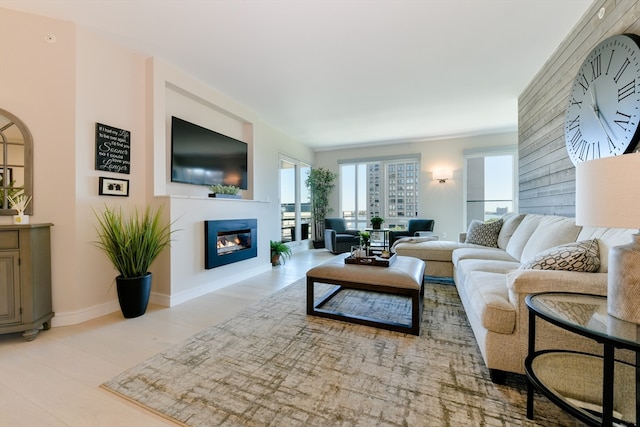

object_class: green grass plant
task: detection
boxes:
[94,205,175,278]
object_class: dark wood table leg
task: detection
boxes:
[602,344,615,427]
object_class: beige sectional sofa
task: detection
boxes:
[393,213,635,381]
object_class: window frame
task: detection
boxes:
[462,146,518,228]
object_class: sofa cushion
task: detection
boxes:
[520,216,582,263]
[520,239,600,272]
[455,258,522,286]
[465,219,503,247]
[452,247,518,264]
[505,214,547,260]
[393,240,468,261]
[497,213,526,249]
[463,271,516,334]
[576,227,636,273]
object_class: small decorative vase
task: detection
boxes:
[352,246,367,258]
[373,223,381,230]
[12,214,29,224]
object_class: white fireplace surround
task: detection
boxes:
[150,196,272,308]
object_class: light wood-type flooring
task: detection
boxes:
[0,249,336,427]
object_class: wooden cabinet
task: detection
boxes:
[0,224,53,341]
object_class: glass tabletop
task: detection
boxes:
[527,292,640,350]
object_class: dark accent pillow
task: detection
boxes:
[465,219,503,247]
[520,239,600,272]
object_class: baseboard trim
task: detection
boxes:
[167,264,272,307]
[51,300,121,327]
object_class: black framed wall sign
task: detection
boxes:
[99,177,129,197]
[95,123,131,174]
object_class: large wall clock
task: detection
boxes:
[565,33,640,165]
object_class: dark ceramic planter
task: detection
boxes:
[116,273,152,318]
[312,239,325,249]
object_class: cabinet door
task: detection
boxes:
[0,251,20,326]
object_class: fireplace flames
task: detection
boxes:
[217,234,247,255]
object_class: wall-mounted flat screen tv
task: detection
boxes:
[171,116,248,189]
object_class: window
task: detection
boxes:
[340,157,420,230]
[279,156,311,243]
[464,147,517,227]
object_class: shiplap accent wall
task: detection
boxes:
[518,0,640,216]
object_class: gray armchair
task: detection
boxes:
[389,219,435,247]
[324,218,360,254]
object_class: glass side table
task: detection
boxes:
[525,292,639,427]
[365,228,391,254]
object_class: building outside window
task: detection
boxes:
[340,157,420,230]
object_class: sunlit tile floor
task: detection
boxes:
[0,249,336,427]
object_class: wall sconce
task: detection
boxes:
[433,170,452,183]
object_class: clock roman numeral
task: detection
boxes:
[578,73,590,94]
[613,57,631,84]
[593,142,601,160]
[578,142,601,161]
[590,54,601,81]
[567,115,580,131]
[618,80,636,102]
[606,134,617,154]
[569,130,601,162]
[614,111,632,131]
[605,50,615,76]
[570,129,583,150]
[569,96,582,108]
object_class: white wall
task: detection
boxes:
[0,8,314,325]
[146,58,314,306]
[74,26,149,320]
[314,132,517,240]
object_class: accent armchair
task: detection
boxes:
[324,218,360,254]
[389,219,435,247]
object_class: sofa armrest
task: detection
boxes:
[506,269,608,296]
[324,229,337,252]
[389,230,410,246]
[346,229,360,236]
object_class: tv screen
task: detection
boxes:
[171,116,248,189]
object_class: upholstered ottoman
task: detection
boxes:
[306,255,426,335]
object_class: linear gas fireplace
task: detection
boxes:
[204,219,257,269]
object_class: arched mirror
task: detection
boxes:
[0,109,33,216]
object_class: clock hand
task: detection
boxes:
[590,106,616,149]
[587,84,615,145]
[589,84,597,111]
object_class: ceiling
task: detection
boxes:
[1,0,594,150]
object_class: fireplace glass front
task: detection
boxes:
[205,219,257,269]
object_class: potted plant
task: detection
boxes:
[371,216,385,229]
[208,184,241,199]
[94,205,175,318]
[305,167,338,248]
[270,240,292,266]
[358,231,371,255]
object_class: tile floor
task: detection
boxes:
[0,249,336,427]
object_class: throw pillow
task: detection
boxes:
[465,219,503,247]
[519,239,600,272]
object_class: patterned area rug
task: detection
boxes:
[102,280,581,426]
